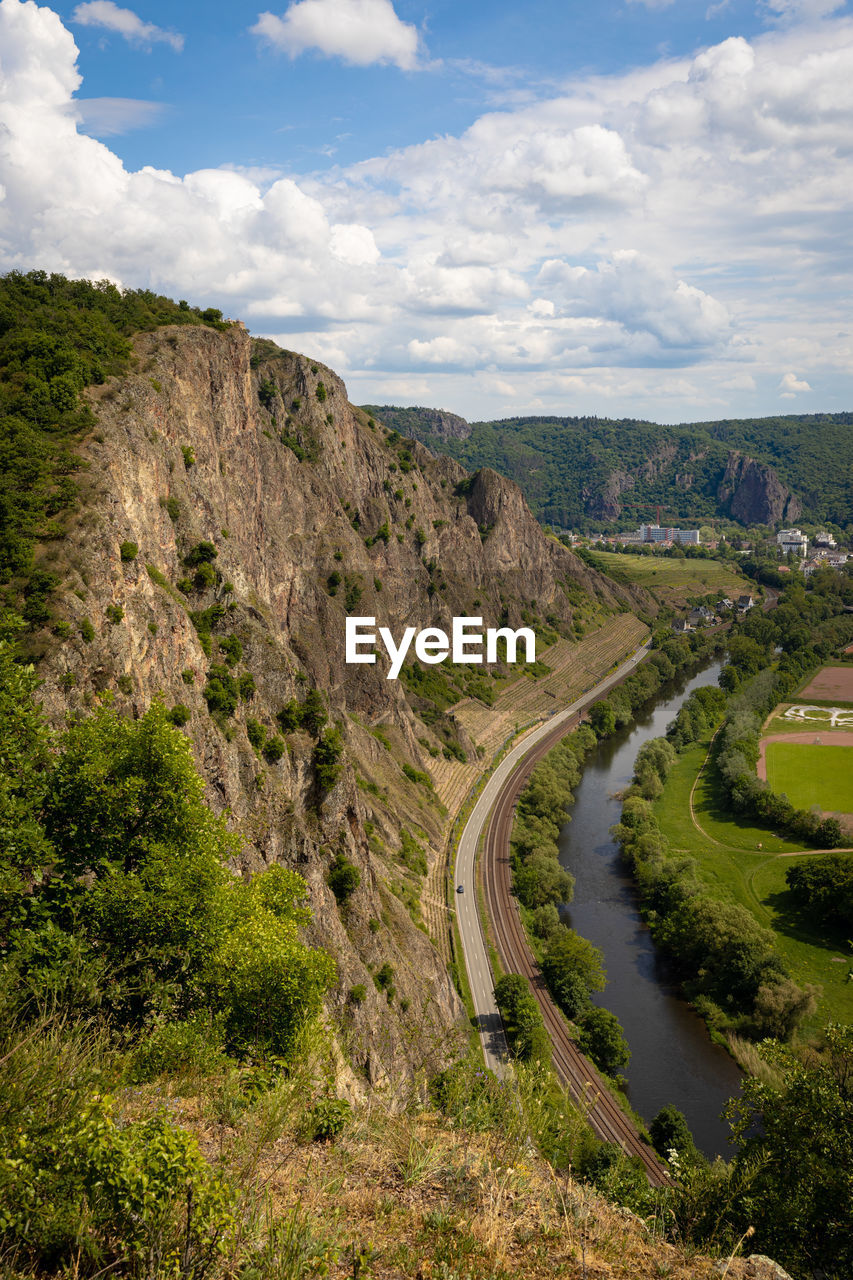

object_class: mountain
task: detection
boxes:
[6,273,647,1089]
[361,408,853,531]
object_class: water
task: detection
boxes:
[559,660,743,1158]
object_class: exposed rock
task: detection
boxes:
[715,1255,795,1280]
[34,322,644,1093]
[717,452,801,525]
[586,468,635,520]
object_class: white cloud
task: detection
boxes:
[779,371,812,395]
[762,0,846,24]
[251,0,420,69]
[1,0,852,421]
[72,2,183,51]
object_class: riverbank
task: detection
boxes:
[556,659,743,1158]
[654,728,853,1038]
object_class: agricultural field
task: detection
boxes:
[798,664,853,701]
[653,734,853,1037]
[582,551,746,609]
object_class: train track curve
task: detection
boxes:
[454,642,669,1186]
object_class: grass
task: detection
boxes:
[583,552,745,607]
[653,733,853,1037]
[763,704,853,734]
[765,742,853,813]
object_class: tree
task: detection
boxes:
[725,1025,853,1278]
[541,926,606,1016]
[576,1006,630,1076]
[650,1104,698,1163]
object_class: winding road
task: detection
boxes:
[453,639,669,1185]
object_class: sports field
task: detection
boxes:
[763,702,853,734]
[764,740,853,814]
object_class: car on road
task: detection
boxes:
[456,884,464,893]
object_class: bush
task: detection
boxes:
[314,727,343,790]
[327,853,360,904]
[130,1014,228,1082]
[262,734,286,764]
[167,703,191,727]
[246,717,266,750]
[181,445,195,467]
[80,617,95,643]
[119,540,138,562]
[348,983,367,1005]
[105,603,124,625]
[308,1094,351,1141]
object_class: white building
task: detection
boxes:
[638,524,700,545]
[777,528,808,556]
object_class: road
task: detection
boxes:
[453,638,669,1185]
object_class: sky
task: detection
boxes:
[1,0,852,423]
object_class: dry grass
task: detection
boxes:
[121,1064,734,1280]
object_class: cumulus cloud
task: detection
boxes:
[762,0,846,24]
[250,0,420,69]
[72,2,183,51]
[0,0,851,419]
[779,371,812,395]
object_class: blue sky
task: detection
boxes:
[1,0,852,422]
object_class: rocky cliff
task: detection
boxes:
[34,321,644,1092]
[716,452,802,525]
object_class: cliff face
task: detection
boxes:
[717,452,802,525]
[35,322,642,1091]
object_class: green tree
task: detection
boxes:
[576,1006,630,1076]
[724,1025,853,1279]
[541,926,606,1012]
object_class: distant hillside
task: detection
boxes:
[360,408,853,530]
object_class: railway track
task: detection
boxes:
[479,701,670,1186]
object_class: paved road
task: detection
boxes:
[453,640,651,1078]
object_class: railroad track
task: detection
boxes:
[480,710,669,1186]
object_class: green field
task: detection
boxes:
[584,552,746,607]
[652,735,853,1037]
[765,742,853,813]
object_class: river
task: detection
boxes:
[559,659,744,1158]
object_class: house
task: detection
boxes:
[737,594,754,611]
[671,617,693,633]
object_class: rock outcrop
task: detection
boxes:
[716,452,801,525]
[34,322,644,1091]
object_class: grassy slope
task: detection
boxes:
[766,742,853,812]
[653,733,853,1037]
[582,552,745,609]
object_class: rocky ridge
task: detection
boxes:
[34,321,645,1091]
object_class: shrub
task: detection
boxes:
[246,717,266,751]
[105,603,124,625]
[80,618,95,643]
[327,852,360,903]
[238,672,256,701]
[181,445,195,467]
[203,664,239,716]
[262,734,286,764]
[167,703,191,727]
[184,541,218,568]
[181,668,195,685]
[119,540,138,562]
[315,382,327,403]
[308,1094,351,1141]
[348,983,367,1005]
[218,635,243,667]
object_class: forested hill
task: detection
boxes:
[361,407,853,531]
